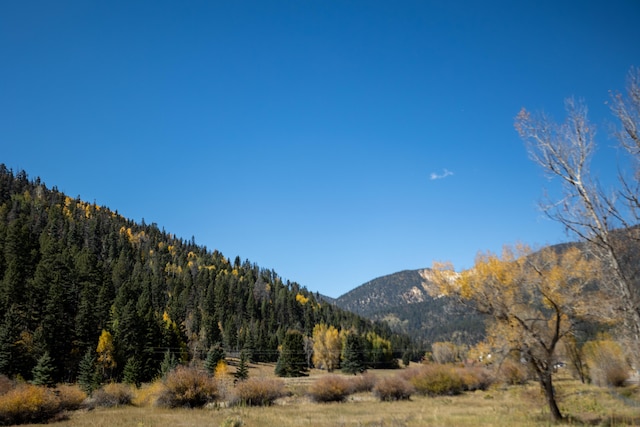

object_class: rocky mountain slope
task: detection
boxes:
[333,269,486,346]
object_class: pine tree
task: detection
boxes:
[159,349,178,378]
[234,351,249,382]
[341,333,365,375]
[31,352,55,387]
[123,356,142,388]
[78,349,99,394]
[275,330,307,377]
[204,343,224,375]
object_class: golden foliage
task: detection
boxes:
[312,324,341,372]
[0,384,60,425]
[295,293,309,305]
[431,245,601,389]
[582,336,630,386]
[96,329,116,370]
[214,360,230,379]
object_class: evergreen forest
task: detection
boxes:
[0,165,412,384]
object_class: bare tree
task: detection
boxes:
[515,68,640,359]
[610,67,640,220]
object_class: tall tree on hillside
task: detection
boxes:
[1,211,35,313]
[431,245,602,422]
[0,305,28,378]
[515,68,640,359]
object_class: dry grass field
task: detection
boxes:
[14,363,640,427]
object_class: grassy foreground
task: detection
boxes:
[17,365,640,427]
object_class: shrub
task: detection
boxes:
[373,376,414,401]
[132,381,167,407]
[55,384,86,411]
[90,382,134,408]
[0,383,60,425]
[583,339,630,387]
[497,359,530,385]
[308,375,351,403]
[0,376,13,396]
[459,366,494,391]
[158,366,217,408]
[348,372,378,393]
[403,364,464,396]
[220,416,245,427]
[231,377,285,406]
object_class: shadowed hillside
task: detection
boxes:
[334,269,486,346]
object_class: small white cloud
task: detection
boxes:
[430,169,454,180]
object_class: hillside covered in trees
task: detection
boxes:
[0,166,412,384]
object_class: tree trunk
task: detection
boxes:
[540,372,563,422]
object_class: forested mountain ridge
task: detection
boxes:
[335,269,433,317]
[0,165,410,383]
[334,269,486,346]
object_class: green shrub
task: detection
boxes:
[231,377,285,406]
[308,375,351,403]
[90,382,134,408]
[0,383,61,425]
[403,364,464,396]
[373,376,414,401]
[158,366,217,408]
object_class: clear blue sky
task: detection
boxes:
[2,1,639,298]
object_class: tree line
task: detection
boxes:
[0,166,413,385]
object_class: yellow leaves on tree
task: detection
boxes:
[96,330,116,375]
[312,324,341,372]
[431,245,601,421]
[295,293,309,305]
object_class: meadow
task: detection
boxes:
[12,363,640,427]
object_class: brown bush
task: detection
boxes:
[402,364,464,396]
[0,376,13,396]
[308,375,351,403]
[497,359,530,385]
[583,339,630,387]
[231,377,285,406]
[459,366,494,391]
[373,376,414,401]
[0,383,60,425]
[348,372,378,393]
[55,384,87,411]
[90,382,134,408]
[158,366,218,408]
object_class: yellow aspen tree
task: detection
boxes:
[96,329,116,378]
[431,245,601,422]
[312,324,341,372]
